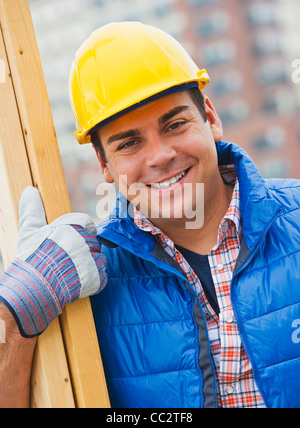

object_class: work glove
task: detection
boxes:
[0,186,107,338]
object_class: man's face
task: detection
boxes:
[95,90,223,226]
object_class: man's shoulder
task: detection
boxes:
[266,177,300,190]
[266,177,300,213]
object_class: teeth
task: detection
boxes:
[151,171,186,189]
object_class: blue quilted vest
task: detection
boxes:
[91,141,300,408]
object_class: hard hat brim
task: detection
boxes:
[87,81,199,140]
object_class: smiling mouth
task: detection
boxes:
[149,169,189,189]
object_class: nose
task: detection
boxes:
[145,136,177,169]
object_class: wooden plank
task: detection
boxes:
[0,20,75,408]
[61,300,110,408]
[0,0,70,219]
[31,319,75,408]
[0,24,31,266]
[0,0,110,408]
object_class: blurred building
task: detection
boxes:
[28,0,300,219]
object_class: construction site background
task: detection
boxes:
[1,0,300,274]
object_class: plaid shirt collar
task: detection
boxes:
[133,165,241,249]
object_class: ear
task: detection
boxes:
[93,146,114,183]
[204,96,223,142]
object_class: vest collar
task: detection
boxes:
[216,140,282,251]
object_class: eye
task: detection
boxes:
[166,120,186,132]
[117,139,140,151]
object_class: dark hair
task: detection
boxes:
[91,87,207,163]
[188,87,207,122]
[91,130,107,163]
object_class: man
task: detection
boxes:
[1,22,300,408]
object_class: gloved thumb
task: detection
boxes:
[18,186,48,234]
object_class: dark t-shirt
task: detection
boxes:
[176,245,220,315]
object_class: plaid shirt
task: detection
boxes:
[134,165,266,408]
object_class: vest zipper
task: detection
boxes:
[230,207,283,408]
[191,294,204,409]
[183,280,218,408]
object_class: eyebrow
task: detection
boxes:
[106,105,191,144]
[158,105,190,127]
[107,129,141,145]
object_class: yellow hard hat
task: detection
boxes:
[69,21,210,144]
